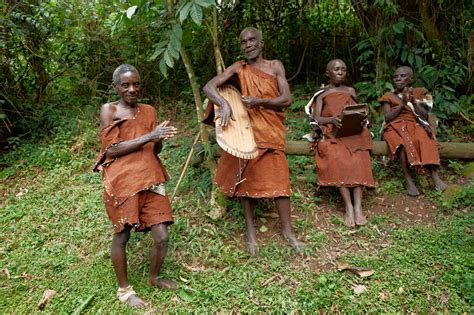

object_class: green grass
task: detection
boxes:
[1,111,473,313]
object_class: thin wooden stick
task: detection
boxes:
[171,131,201,202]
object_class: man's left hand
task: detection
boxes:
[241,96,260,108]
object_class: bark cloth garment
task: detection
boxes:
[203,61,291,198]
[94,103,173,233]
[314,91,375,188]
[379,88,440,167]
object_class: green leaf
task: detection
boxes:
[179,2,192,23]
[408,52,414,65]
[167,43,180,59]
[150,47,165,61]
[415,55,423,67]
[195,0,215,8]
[149,41,168,60]
[401,50,407,63]
[159,58,168,78]
[126,5,137,19]
[392,21,404,34]
[172,24,183,41]
[170,33,181,51]
[190,4,203,25]
[164,50,174,68]
[178,289,194,302]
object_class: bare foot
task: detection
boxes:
[247,241,258,256]
[354,206,367,226]
[344,206,355,227]
[405,179,420,196]
[117,287,148,308]
[149,278,178,290]
[123,294,147,307]
[433,177,448,192]
[282,231,305,251]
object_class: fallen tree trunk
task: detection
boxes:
[191,141,474,166]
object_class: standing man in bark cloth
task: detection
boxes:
[203,27,303,255]
[94,64,178,307]
[379,66,447,196]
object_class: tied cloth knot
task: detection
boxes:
[117,285,136,302]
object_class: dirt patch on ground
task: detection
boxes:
[236,187,445,273]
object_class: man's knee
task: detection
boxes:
[151,224,169,245]
[113,227,132,247]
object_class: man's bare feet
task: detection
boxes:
[149,278,178,290]
[432,176,447,192]
[405,179,420,196]
[354,206,367,226]
[117,286,148,308]
[282,231,305,250]
[344,206,355,227]
[247,241,258,255]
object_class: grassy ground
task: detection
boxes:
[0,109,473,313]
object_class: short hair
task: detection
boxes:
[326,59,346,72]
[112,64,139,84]
[240,27,262,41]
[395,66,413,77]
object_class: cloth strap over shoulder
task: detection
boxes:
[303,87,327,142]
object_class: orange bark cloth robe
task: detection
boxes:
[379,88,440,167]
[94,104,173,233]
[315,91,375,187]
[207,61,291,198]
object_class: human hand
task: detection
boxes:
[214,102,234,127]
[402,87,414,104]
[331,116,342,128]
[241,95,259,108]
[150,120,178,142]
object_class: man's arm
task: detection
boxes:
[241,60,292,110]
[383,101,404,123]
[99,104,176,159]
[203,62,241,127]
[314,90,342,128]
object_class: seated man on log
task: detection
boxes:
[94,64,178,307]
[202,27,303,255]
[379,66,447,196]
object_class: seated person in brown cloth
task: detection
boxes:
[379,66,447,196]
[311,59,375,227]
[94,64,178,307]
[202,27,303,255]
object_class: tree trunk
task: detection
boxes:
[179,47,209,144]
[417,0,443,56]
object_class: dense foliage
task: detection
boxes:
[1,0,472,145]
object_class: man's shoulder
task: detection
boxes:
[101,101,117,110]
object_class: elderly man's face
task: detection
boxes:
[114,71,141,105]
[393,68,412,91]
[240,29,262,60]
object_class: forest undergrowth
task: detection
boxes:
[0,104,472,313]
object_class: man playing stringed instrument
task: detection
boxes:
[379,66,447,196]
[203,27,303,255]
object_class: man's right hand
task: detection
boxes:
[149,120,178,142]
[331,116,342,128]
[214,102,234,127]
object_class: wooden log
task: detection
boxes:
[191,141,474,166]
